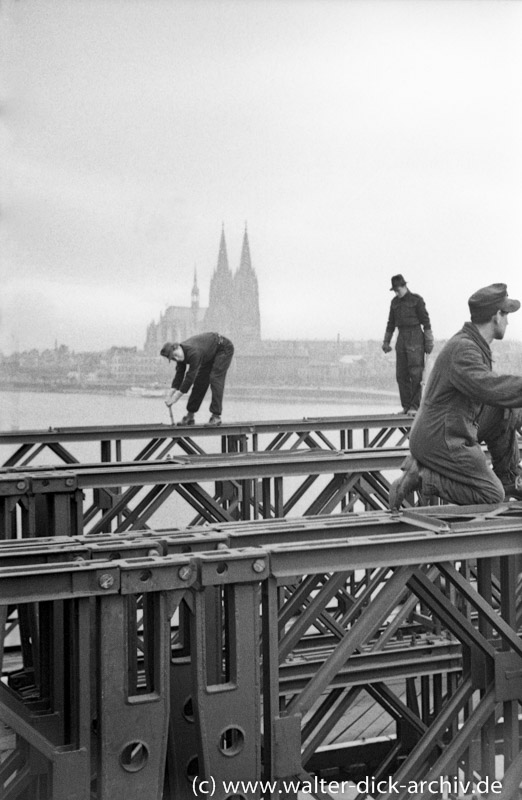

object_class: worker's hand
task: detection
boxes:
[165,389,181,407]
[382,342,392,354]
[424,331,434,354]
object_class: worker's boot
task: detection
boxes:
[178,412,195,426]
[389,455,422,510]
[208,414,222,426]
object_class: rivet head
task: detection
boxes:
[16,481,26,490]
[147,548,161,557]
[252,559,266,574]
[65,478,74,487]
[178,565,192,581]
[98,573,115,590]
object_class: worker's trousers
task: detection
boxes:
[420,406,521,505]
[186,338,234,415]
[395,327,425,412]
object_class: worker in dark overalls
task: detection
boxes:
[382,274,434,414]
[161,332,234,426]
[390,282,522,508]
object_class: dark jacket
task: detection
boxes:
[385,290,431,342]
[171,332,224,394]
[409,322,522,483]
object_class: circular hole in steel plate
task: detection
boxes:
[218,726,245,757]
[120,740,149,772]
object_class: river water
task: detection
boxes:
[0,389,396,431]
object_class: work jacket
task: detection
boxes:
[171,332,225,394]
[385,290,431,343]
[409,322,522,483]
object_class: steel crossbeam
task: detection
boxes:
[2,507,522,798]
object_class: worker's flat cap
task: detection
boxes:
[468,283,520,321]
[160,342,176,358]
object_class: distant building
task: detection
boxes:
[144,225,261,355]
[144,270,206,355]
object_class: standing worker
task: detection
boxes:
[160,332,234,426]
[382,274,434,414]
[390,283,522,508]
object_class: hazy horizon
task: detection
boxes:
[2,0,522,354]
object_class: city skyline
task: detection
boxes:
[2,0,522,355]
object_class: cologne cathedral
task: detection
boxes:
[144,225,261,355]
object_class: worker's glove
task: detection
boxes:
[382,342,392,354]
[424,330,434,354]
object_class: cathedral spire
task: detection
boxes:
[191,266,199,309]
[238,223,252,273]
[232,224,261,349]
[204,225,235,337]
[216,224,231,274]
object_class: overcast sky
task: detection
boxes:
[1,0,522,354]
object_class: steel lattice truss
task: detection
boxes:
[2,504,522,799]
[0,415,412,468]
[0,416,414,536]
[0,445,426,538]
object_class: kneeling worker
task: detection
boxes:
[160,332,234,426]
[390,283,522,508]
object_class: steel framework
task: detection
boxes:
[0,415,412,468]
[2,504,522,799]
[0,446,420,537]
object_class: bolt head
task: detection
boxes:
[98,573,115,590]
[178,565,192,581]
[252,559,266,574]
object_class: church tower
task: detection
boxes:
[191,267,200,331]
[191,267,199,310]
[233,224,261,350]
[203,225,235,338]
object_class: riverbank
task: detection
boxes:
[227,384,397,404]
[0,381,398,405]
